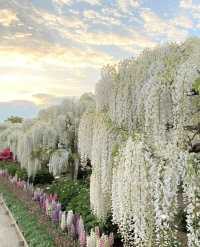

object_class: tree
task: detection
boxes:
[5,116,23,124]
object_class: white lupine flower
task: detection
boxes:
[66,210,74,228]
[60,211,67,231]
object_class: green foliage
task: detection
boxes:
[47,179,83,207]
[47,179,99,232]
[175,209,187,233]
[7,163,18,176]
[0,184,55,247]
[193,77,200,94]
[0,161,28,181]
[16,168,28,181]
[29,168,54,185]
[66,186,99,232]
[111,144,119,158]
[0,161,6,169]
[98,214,122,242]
[5,116,23,123]
[31,146,54,165]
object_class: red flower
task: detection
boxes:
[0,148,13,161]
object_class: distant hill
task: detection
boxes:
[0,100,38,122]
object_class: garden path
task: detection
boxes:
[0,200,24,247]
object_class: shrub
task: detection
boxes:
[0,161,6,169]
[16,168,28,181]
[47,179,82,208]
[30,168,54,185]
[66,186,99,232]
[7,163,18,176]
[46,179,99,232]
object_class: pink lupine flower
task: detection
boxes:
[74,214,80,237]
[99,238,104,247]
[77,216,85,237]
[53,194,58,201]
[108,233,114,246]
[79,229,86,247]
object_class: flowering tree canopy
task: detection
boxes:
[78,38,200,246]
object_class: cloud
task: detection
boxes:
[0,0,198,107]
[172,15,193,29]
[83,9,121,25]
[53,0,72,6]
[0,41,114,69]
[180,0,193,9]
[0,9,18,26]
[80,0,101,5]
[52,0,101,8]
[63,28,156,51]
[179,0,200,21]
[116,0,140,13]
[140,9,189,42]
[32,93,66,106]
[36,10,86,30]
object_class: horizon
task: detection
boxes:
[0,0,200,120]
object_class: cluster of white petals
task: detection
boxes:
[79,38,200,246]
[0,95,95,177]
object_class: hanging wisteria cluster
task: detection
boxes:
[0,94,95,177]
[78,38,200,246]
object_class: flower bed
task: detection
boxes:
[0,169,114,247]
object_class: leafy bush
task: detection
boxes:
[0,162,28,181]
[47,179,99,232]
[0,161,6,169]
[30,168,54,185]
[16,168,28,181]
[66,186,99,232]
[7,163,18,176]
[47,179,82,208]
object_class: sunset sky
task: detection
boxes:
[0,0,199,120]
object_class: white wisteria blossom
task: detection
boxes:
[79,38,200,246]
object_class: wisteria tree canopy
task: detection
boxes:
[0,38,200,247]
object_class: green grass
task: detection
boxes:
[0,183,55,247]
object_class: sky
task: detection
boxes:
[0,0,200,121]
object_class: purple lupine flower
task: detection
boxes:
[74,214,80,238]
[70,222,76,239]
[52,202,61,223]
